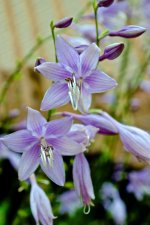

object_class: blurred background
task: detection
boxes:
[0,0,150,224]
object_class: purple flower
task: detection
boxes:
[35,36,117,113]
[102,112,150,163]
[73,153,95,213]
[30,175,55,225]
[101,182,127,225]
[127,168,150,200]
[0,139,20,171]
[99,43,124,61]
[1,108,85,186]
[54,17,73,29]
[68,123,99,146]
[109,25,146,38]
[57,189,81,215]
[62,112,118,135]
[98,0,114,8]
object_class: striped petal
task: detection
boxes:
[35,62,71,81]
[18,144,40,180]
[41,83,70,111]
[56,36,80,73]
[84,70,117,93]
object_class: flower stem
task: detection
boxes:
[50,21,58,62]
[93,1,99,46]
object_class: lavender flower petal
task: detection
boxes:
[30,181,54,225]
[78,84,92,113]
[41,83,70,111]
[46,137,85,156]
[73,153,95,206]
[40,151,65,186]
[45,117,73,138]
[19,144,40,180]
[27,107,47,137]
[56,36,80,73]
[1,130,37,152]
[118,125,150,162]
[85,70,117,93]
[62,112,118,135]
[35,62,71,81]
[80,43,100,75]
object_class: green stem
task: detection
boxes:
[50,21,58,62]
[93,1,99,46]
[0,35,50,104]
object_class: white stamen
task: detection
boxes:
[67,75,80,110]
[40,138,54,167]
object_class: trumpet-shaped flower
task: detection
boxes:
[73,153,95,213]
[35,36,117,113]
[62,111,118,135]
[101,112,150,164]
[1,108,85,186]
[30,175,55,225]
[101,182,127,225]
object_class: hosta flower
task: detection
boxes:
[1,108,85,186]
[67,123,99,146]
[57,189,81,215]
[101,182,127,225]
[35,36,117,113]
[62,111,118,135]
[73,153,95,213]
[127,168,150,200]
[0,139,20,170]
[30,175,55,225]
[101,112,150,163]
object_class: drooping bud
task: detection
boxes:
[30,175,55,225]
[99,43,124,61]
[73,153,95,214]
[35,57,46,67]
[54,17,73,29]
[109,25,146,38]
[98,0,114,8]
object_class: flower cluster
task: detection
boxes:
[0,0,148,224]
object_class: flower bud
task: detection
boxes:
[30,176,55,225]
[98,0,114,8]
[99,43,124,61]
[109,25,146,38]
[54,17,73,28]
[73,153,95,213]
[35,57,46,67]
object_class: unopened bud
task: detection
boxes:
[98,0,114,8]
[54,17,73,29]
[35,57,46,67]
[109,25,146,38]
[99,43,124,61]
